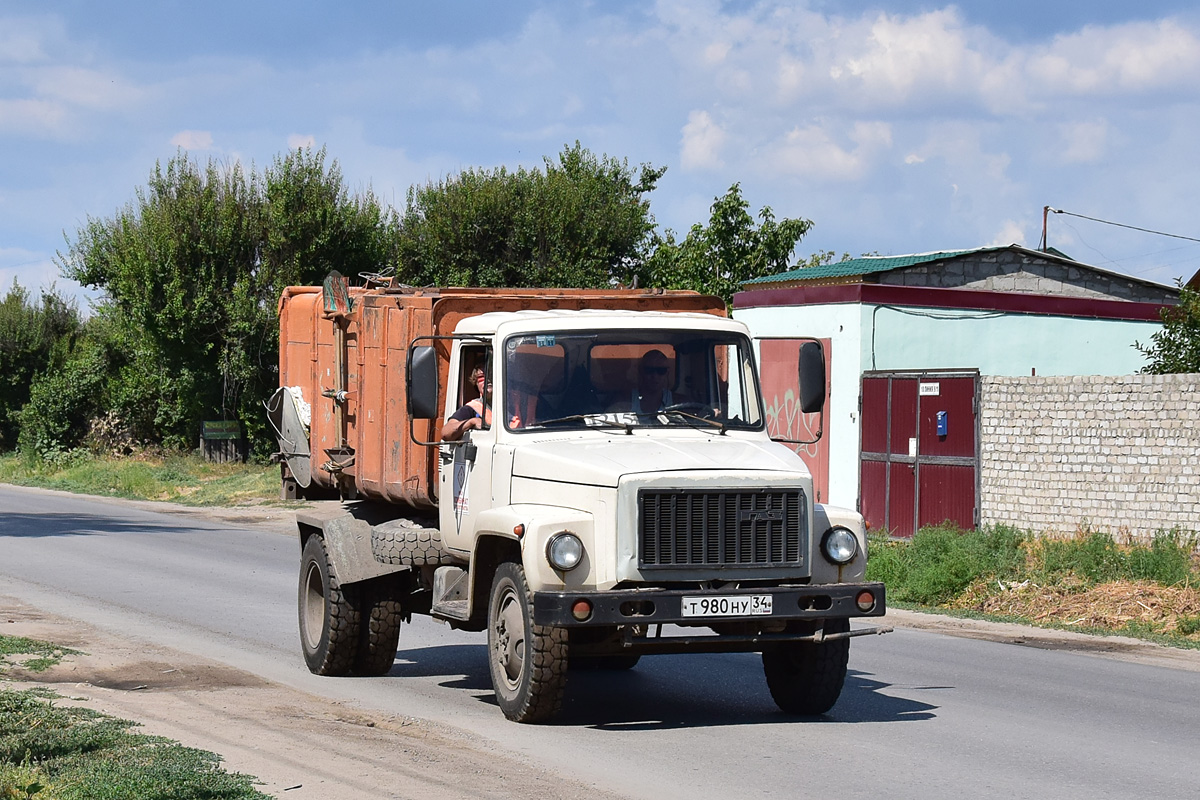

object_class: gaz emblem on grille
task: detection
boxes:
[738,509,784,523]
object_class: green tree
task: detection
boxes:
[58,147,392,457]
[0,281,81,451]
[644,183,813,308]
[16,333,108,459]
[1137,283,1200,373]
[395,142,664,288]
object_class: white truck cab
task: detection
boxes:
[407,309,887,721]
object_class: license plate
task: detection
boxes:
[680,594,773,618]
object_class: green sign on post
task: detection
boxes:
[202,421,241,440]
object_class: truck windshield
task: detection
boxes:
[503,329,764,432]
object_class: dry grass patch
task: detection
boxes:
[950,577,1200,639]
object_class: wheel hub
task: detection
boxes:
[303,563,325,648]
[494,591,526,686]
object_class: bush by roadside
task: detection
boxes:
[868,524,1200,648]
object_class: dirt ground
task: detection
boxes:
[0,597,629,800]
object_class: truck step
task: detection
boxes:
[430,599,470,621]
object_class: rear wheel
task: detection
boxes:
[762,618,850,715]
[487,562,567,723]
[298,535,361,675]
[353,576,404,676]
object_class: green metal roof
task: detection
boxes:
[744,249,978,285]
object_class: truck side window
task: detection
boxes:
[442,347,492,441]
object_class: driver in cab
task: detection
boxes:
[629,349,673,414]
[442,365,492,441]
[442,364,523,440]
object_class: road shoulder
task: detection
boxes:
[881,607,1200,672]
[1,596,628,800]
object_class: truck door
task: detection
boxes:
[440,429,495,554]
[439,348,496,554]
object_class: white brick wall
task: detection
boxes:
[979,374,1200,536]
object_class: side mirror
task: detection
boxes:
[798,340,826,414]
[407,345,439,420]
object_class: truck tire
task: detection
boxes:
[353,576,404,676]
[298,534,361,676]
[371,524,456,567]
[487,561,567,723]
[762,618,850,715]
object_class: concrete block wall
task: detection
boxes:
[878,250,1179,304]
[979,373,1200,537]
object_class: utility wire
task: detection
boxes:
[1048,208,1200,244]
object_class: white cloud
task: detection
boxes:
[0,20,142,138]
[1028,20,1200,95]
[1060,120,1109,163]
[0,24,47,63]
[767,120,891,181]
[30,66,141,109]
[703,41,731,65]
[171,130,213,150]
[287,133,316,150]
[838,10,987,101]
[770,126,851,181]
[988,221,1027,248]
[0,98,66,134]
[680,110,725,170]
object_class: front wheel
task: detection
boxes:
[298,534,361,676]
[762,618,850,715]
[487,561,568,723]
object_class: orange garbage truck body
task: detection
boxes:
[275,284,725,509]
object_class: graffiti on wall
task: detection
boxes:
[758,338,831,502]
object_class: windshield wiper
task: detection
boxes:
[531,414,634,434]
[657,403,727,434]
[662,410,727,434]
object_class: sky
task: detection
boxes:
[3,0,1200,310]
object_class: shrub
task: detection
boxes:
[0,281,82,451]
[873,523,1028,605]
[1038,529,1127,584]
[1034,528,1196,586]
[1127,530,1195,586]
[15,343,108,460]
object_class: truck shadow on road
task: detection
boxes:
[394,645,938,729]
[0,512,187,538]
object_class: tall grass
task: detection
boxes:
[868,524,1199,606]
[1037,529,1195,586]
[0,453,278,507]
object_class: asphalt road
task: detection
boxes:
[1,484,1198,799]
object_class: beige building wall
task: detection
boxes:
[979,373,1200,537]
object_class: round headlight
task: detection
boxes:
[821,527,859,565]
[546,532,584,571]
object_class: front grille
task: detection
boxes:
[638,489,806,569]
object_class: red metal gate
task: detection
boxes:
[859,371,978,537]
